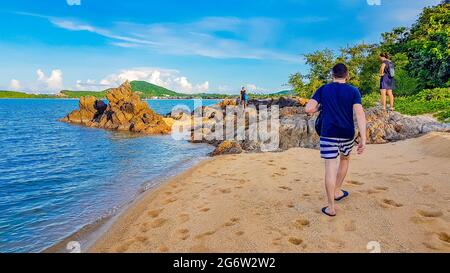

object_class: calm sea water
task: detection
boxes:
[0,99,219,253]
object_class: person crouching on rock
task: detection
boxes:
[305,63,367,217]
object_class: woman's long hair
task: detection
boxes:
[380,52,390,59]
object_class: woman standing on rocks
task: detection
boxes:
[379,53,396,112]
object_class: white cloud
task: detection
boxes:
[7,69,64,93]
[99,67,210,94]
[75,79,109,91]
[9,79,21,90]
[20,12,301,63]
[66,0,81,6]
[36,69,64,93]
[246,83,269,93]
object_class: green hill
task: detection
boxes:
[130,81,183,97]
[59,81,185,99]
[273,90,295,96]
[0,91,55,98]
[1,83,293,99]
[60,90,107,98]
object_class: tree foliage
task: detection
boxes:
[288,2,449,97]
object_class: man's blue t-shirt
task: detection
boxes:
[312,82,362,139]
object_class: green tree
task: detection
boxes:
[380,3,450,89]
[337,43,378,92]
[288,73,309,97]
[304,49,335,83]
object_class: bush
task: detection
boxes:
[362,88,450,123]
[393,69,420,96]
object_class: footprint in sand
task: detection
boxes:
[115,240,134,253]
[140,223,149,233]
[438,232,450,244]
[163,197,178,205]
[224,217,240,227]
[367,186,389,195]
[177,229,190,241]
[417,208,443,218]
[367,189,380,195]
[159,245,169,252]
[136,236,149,244]
[279,186,293,191]
[178,214,190,224]
[424,232,450,250]
[147,209,163,218]
[380,199,403,208]
[347,180,364,186]
[151,218,168,228]
[293,218,310,229]
[195,230,216,240]
[288,237,303,246]
[219,188,232,194]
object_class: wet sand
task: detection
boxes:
[90,132,450,253]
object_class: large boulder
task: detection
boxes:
[366,107,450,144]
[279,113,320,150]
[210,140,243,156]
[193,101,449,155]
[60,81,171,135]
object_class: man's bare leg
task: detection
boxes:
[335,155,350,199]
[325,158,339,215]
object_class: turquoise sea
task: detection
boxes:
[0,99,219,253]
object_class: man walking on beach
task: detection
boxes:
[305,63,367,217]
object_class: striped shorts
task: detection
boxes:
[320,137,356,159]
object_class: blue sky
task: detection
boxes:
[0,0,441,94]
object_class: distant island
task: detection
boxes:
[0,80,293,100]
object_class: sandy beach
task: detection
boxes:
[90,132,450,253]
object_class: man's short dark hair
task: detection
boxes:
[332,63,348,79]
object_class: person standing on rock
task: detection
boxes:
[379,53,396,112]
[305,63,367,217]
[240,87,246,107]
[240,87,249,109]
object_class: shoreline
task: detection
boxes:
[43,155,213,253]
[90,132,450,253]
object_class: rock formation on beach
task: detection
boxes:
[62,87,449,156]
[188,97,450,156]
[365,107,449,144]
[60,81,171,135]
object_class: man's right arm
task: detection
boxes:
[305,99,319,114]
[354,104,367,154]
[380,63,386,77]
